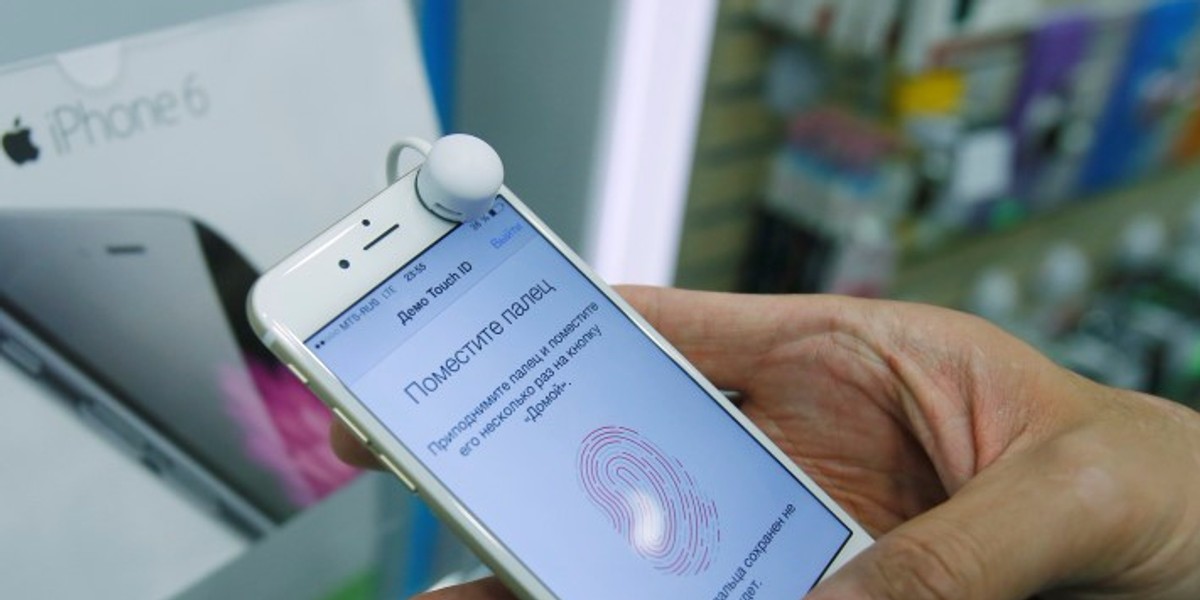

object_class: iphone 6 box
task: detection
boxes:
[0,1,448,598]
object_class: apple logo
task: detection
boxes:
[3,117,40,166]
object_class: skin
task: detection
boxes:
[332,286,1200,600]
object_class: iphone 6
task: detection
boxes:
[248,135,871,599]
[0,210,357,538]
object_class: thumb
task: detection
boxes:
[808,437,1122,600]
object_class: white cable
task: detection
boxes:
[386,136,433,184]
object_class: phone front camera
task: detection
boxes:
[338,259,351,270]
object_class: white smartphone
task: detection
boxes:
[248,142,872,599]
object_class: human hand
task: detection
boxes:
[333,286,1200,600]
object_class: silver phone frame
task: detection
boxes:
[248,169,873,599]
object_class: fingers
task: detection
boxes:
[413,577,517,600]
[807,432,1124,600]
[329,420,379,469]
[614,285,851,390]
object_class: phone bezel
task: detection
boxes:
[248,171,874,598]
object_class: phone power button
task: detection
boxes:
[285,363,308,385]
[331,407,369,445]
[377,452,417,493]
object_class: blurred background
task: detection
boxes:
[1,0,1199,597]
[681,0,1200,409]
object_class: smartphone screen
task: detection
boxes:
[309,198,852,598]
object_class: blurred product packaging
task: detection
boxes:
[0,0,473,598]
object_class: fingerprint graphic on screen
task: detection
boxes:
[578,426,720,576]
